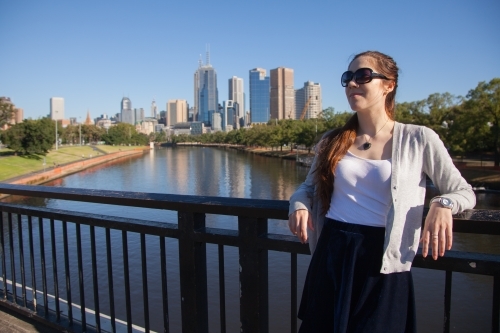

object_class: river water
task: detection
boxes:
[4,146,500,332]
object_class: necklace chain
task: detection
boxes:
[362,118,390,150]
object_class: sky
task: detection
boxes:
[1,0,499,121]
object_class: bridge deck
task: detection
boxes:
[0,306,58,333]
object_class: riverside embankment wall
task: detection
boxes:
[4,148,147,188]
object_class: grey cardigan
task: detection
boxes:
[289,122,476,274]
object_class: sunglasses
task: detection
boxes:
[341,68,389,87]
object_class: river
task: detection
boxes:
[4,146,500,332]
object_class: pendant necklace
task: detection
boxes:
[362,118,390,150]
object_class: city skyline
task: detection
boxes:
[1,1,499,121]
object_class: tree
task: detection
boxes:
[319,108,352,132]
[295,120,317,152]
[1,118,54,155]
[102,123,136,145]
[154,131,166,143]
[0,97,16,128]
[463,78,500,166]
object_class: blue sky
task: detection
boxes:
[1,0,499,121]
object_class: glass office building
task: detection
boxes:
[196,66,218,127]
[249,68,270,124]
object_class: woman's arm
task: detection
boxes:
[421,127,476,259]
[288,146,320,243]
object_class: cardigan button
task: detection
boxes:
[393,186,397,190]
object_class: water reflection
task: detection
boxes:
[2,147,499,332]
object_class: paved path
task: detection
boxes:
[0,307,59,333]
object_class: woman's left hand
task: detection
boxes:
[420,203,453,260]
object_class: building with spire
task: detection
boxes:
[84,110,94,125]
[194,47,218,126]
[151,99,158,119]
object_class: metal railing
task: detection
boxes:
[0,183,499,333]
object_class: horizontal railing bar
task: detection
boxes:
[258,234,311,255]
[0,203,180,238]
[0,184,290,220]
[1,184,499,235]
[413,249,500,276]
[191,228,314,255]
[192,227,240,247]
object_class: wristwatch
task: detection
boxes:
[430,197,454,210]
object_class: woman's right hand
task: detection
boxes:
[288,209,314,244]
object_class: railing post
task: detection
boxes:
[238,216,268,333]
[178,211,208,333]
[493,275,499,333]
[444,270,452,333]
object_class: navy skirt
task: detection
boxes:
[298,218,417,333]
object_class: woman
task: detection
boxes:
[288,51,476,333]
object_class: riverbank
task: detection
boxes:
[174,142,500,190]
[0,145,148,198]
[238,145,500,191]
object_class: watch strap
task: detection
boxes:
[430,196,454,209]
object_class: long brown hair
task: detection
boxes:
[314,51,399,214]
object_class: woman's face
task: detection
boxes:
[344,56,393,114]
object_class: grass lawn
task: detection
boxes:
[95,145,145,153]
[0,145,142,181]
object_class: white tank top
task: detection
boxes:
[325,150,392,227]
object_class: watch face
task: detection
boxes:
[441,198,452,207]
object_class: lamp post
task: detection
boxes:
[315,111,317,138]
[79,117,82,146]
[55,111,58,150]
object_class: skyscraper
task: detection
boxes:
[194,50,218,126]
[151,99,158,118]
[270,67,294,120]
[50,97,64,120]
[295,81,322,119]
[249,68,270,124]
[221,100,236,131]
[167,99,188,126]
[228,76,244,127]
[121,97,134,125]
[134,108,145,124]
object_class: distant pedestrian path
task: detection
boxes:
[0,145,146,183]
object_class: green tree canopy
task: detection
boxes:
[1,118,54,155]
[0,97,17,128]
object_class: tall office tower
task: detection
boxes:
[188,107,195,121]
[295,81,322,119]
[151,99,158,118]
[228,76,244,127]
[121,97,134,125]
[134,108,143,124]
[270,67,294,120]
[194,50,218,126]
[249,68,270,124]
[50,97,65,120]
[221,100,237,131]
[212,112,222,131]
[167,99,188,126]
